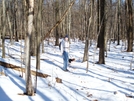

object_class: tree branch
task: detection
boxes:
[44,0,75,39]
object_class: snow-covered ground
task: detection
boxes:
[0,39,134,101]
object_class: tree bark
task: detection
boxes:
[34,0,43,93]
[97,0,100,48]
[117,0,121,45]
[2,0,6,58]
[55,0,60,46]
[7,3,13,45]
[68,0,71,42]
[13,0,18,42]
[25,0,34,96]
[98,0,106,64]
[36,0,43,70]
[126,0,133,52]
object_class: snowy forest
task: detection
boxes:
[0,0,134,101]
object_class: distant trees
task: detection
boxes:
[0,0,133,51]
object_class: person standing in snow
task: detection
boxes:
[60,35,70,71]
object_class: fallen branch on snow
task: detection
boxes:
[0,61,50,78]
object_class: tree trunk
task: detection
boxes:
[34,0,43,93]
[25,0,34,96]
[68,0,71,42]
[126,0,133,52]
[113,6,118,43]
[13,0,18,42]
[97,0,100,48]
[55,0,59,46]
[41,15,44,53]
[2,0,6,58]
[83,0,93,63]
[36,0,43,70]
[23,0,28,65]
[7,2,13,45]
[83,0,88,62]
[98,0,106,64]
[117,0,121,45]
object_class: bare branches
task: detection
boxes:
[44,0,75,39]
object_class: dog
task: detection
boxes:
[69,58,75,63]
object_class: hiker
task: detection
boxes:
[60,35,70,71]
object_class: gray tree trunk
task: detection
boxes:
[83,0,94,72]
[68,0,71,42]
[25,0,34,96]
[83,0,89,62]
[126,0,133,52]
[2,0,6,58]
[55,0,60,46]
[7,2,13,45]
[117,0,121,45]
[13,0,18,42]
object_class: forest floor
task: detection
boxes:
[0,39,134,101]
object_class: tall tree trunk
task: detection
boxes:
[113,6,118,43]
[97,0,100,48]
[83,0,94,63]
[23,0,28,65]
[14,0,18,42]
[83,0,94,72]
[30,1,37,56]
[55,0,59,46]
[35,0,43,93]
[126,0,133,52]
[36,0,43,70]
[83,0,89,62]
[25,0,34,96]
[117,0,121,45]
[2,0,6,58]
[41,14,44,53]
[68,0,71,42]
[7,2,13,45]
[98,0,106,64]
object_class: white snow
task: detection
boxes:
[0,39,134,101]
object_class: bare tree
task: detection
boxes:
[2,0,6,58]
[126,0,133,52]
[97,0,106,64]
[83,0,94,72]
[7,1,13,45]
[36,0,43,70]
[83,0,94,63]
[117,0,121,45]
[34,0,43,93]
[55,0,60,46]
[13,0,18,42]
[25,0,34,96]
[68,0,71,42]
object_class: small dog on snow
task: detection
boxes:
[69,58,75,63]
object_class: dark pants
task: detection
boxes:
[63,51,69,70]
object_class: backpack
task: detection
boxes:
[59,41,62,50]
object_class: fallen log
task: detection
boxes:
[0,61,50,78]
